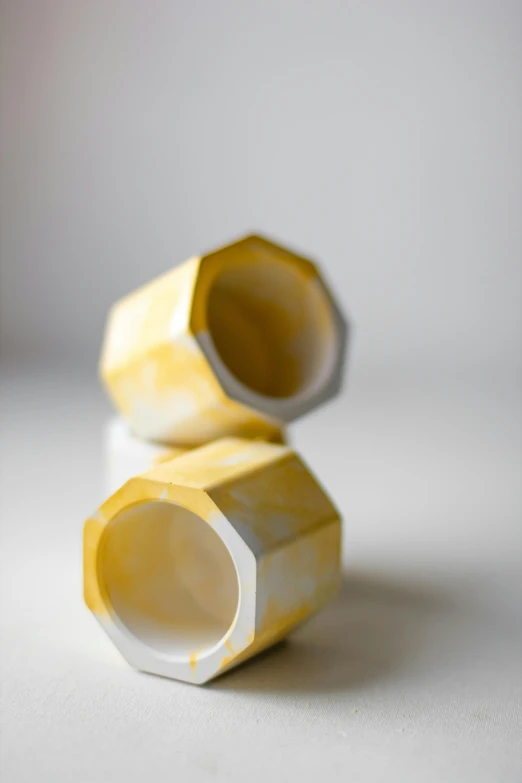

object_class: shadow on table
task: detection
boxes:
[210,569,458,694]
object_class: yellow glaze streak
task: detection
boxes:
[257,518,341,635]
[209,451,338,552]
[218,521,341,675]
[153,446,187,465]
[143,438,290,492]
[100,257,199,376]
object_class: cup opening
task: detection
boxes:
[100,502,239,659]
[207,259,336,399]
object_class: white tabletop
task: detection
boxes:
[1,364,520,783]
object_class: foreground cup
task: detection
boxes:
[84,438,341,684]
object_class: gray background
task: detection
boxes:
[1,2,521,783]
[1,0,521,381]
